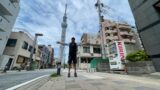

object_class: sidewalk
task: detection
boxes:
[37,70,160,90]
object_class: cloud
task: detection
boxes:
[14,0,135,61]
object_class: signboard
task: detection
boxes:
[117,41,125,60]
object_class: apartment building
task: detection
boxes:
[100,20,142,57]
[48,45,54,68]
[77,33,101,69]
[38,45,50,69]
[0,31,41,70]
[128,0,160,71]
[0,0,20,56]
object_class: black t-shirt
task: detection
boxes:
[69,42,77,57]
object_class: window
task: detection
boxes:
[28,45,33,52]
[22,41,28,50]
[105,27,109,30]
[6,39,17,47]
[110,62,117,65]
[113,33,118,36]
[105,33,110,37]
[34,48,36,54]
[93,47,101,54]
[83,47,90,53]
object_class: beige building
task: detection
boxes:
[100,20,142,56]
[77,33,101,69]
[1,31,41,70]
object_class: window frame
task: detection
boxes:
[83,47,90,53]
[93,47,101,54]
[22,41,28,50]
[6,39,17,47]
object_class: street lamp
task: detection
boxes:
[95,0,106,59]
[28,33,43,70]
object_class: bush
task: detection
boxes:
[11,66,21,71]
[126,50,149,62]
[50,73,60,77]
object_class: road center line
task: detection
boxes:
[6,74,49,90]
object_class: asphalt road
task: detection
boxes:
[0,69,55,90]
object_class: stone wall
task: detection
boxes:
[126,61,155,74]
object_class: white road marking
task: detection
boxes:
[6,74,49,90]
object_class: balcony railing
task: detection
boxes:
[123,39,131,43]
[120,31,133,36]
[0,0,20,15]
[0,16,8,32]
[118,25,131,31]
[105,30,117,34]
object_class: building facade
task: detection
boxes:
[100,20,142,58]
[38,45,50,69]
[77,33,101,69]
[48,45,54,68]
[128,0,160,71]
[1,31,41,70]
[0,0,20,56]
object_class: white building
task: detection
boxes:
[0,31,41,70]
[77,33,101,69]
[0,0,20,66]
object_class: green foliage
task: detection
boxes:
[126,50,149,62]
[12,66,21,70]
[50,73,60,77]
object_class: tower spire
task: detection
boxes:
[57,3,68,75]
[64,4,67,16]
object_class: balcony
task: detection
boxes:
[0,0,20,15]
[0,16,8,32]
[105,30,117,35]
[105,30,112,33]
[113,36,118,40]
[120,31,133,36]
[130,40,136,43]
[123,39,131,43]
[118,25,131,31]
[106,36,113,40]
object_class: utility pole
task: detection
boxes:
[95,0,106,59]
[57,4,68,75]
[28,33,43,70]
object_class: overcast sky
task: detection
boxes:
[14,0,135,59]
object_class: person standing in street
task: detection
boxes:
[68,37,78,77]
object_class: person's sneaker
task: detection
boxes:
[74,73,77,77]
[68,73,70,78]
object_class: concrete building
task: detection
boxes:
[0,0,20,58]
[100,20,142,57]
[0,31,41,70]
[128,0,160,71]
[77,33,101,69]
[38,45,50,69]
[48,45,54,68]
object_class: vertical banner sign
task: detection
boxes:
[117,41,125,60]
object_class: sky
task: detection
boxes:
[14,0,135,60]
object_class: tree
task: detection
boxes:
[126,50,149,62]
